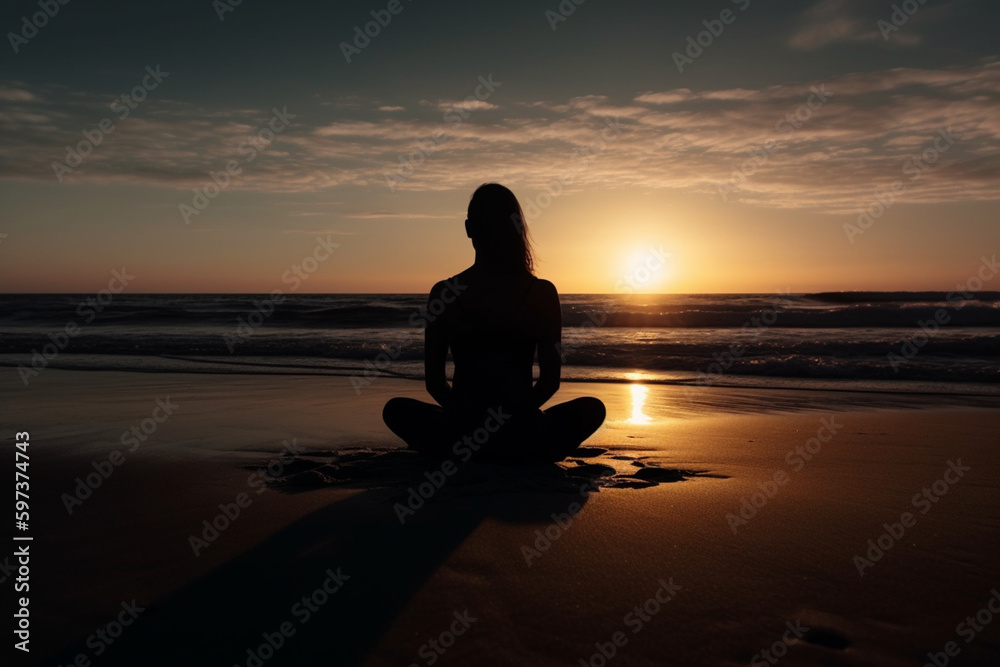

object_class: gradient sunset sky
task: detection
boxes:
[1,0,998,293]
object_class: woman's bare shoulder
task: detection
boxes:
[428,269,473,299]
[532,277,559,299]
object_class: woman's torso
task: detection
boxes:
[445,268,540,416]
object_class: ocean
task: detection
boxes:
[1,292,998,394]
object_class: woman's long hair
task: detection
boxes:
[467,183,535,274]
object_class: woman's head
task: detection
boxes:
[466,183,534,274]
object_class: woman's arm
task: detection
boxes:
[532,280,562,408]
[424,281,454,410]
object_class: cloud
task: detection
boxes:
[1,61,999,215]
[0,84,36,102]
[435,99,498,112]
[635,90,693,105]
[788,0,926,50]
[789,0,882,49]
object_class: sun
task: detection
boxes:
[618,245,672,293]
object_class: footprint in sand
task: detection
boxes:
[248,447,724,493]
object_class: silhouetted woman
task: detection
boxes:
[382,183,606,463]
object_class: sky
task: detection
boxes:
[0,0,998,293]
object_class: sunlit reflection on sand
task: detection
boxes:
[626,383,654,424]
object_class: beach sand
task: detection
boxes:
[4,370,999,666]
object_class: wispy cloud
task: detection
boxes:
[788,0,884,49]
[1,60,999,213]
[0,84,37,102]
[788,0,960,50]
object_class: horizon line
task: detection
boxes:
[2,290,997,296]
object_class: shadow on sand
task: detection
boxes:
[44,447,713,666]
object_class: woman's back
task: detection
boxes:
[445,267,545,415]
